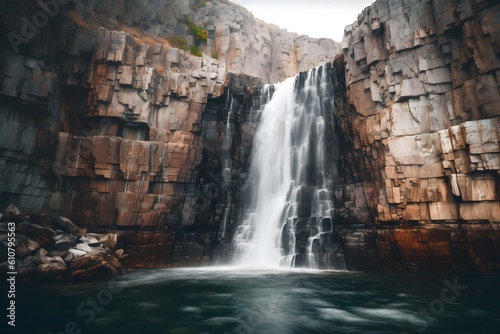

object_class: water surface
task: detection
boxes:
[16,268,499,334]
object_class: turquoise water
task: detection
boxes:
[14,268,500,334]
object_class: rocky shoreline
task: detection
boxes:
[1,205,126,282]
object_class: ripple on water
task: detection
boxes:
[307,298,334,307]
[353,307,425,326]
[180,306,202,313]
[319,308,370,323]
[136,302,160,309]
[203,317,241,325]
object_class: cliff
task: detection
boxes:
[0,1,224,267]
[335,0,500,271]
[70,0,340,83]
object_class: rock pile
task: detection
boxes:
[0,205,125,281]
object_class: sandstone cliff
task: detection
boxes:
[335,0,500,271]
[0,0,227,267]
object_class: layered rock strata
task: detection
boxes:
[0,0,225,267]
[335,0,500,271]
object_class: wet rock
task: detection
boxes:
[76,243,93,252]
[16,222,57,247]
[114,249,125,257]
[69,254,124,280]
[68,248,87,259]
[15,235,39,258]
[53,217,86,237]
[37,262,67,279]
[52,234,78,251]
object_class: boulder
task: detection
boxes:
[79,235,99,244]
[21,256,35,268]
[16,222,57,246]
[52,234,78,250]
[53,216,86,236]
[15,235,40,258]
[115,249,125,257]
[69,254,124,280]
[87,233,118,249]
[68,248,87,259]
[75,243,93,252]
[37,262,67,278]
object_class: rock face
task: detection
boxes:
[194,0,340,83]
[335,0,500,271]
[70,0,340,83]
[0,0,224,267]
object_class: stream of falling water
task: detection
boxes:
[233,65,344,269]
[220,95,235,239]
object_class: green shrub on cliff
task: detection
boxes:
[190,45,202,57]
[183,17,208,44]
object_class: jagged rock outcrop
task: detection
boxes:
[335,0,500,271]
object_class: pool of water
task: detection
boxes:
[15,267,500,334]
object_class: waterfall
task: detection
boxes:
[233,65,345,269]
[220,95,235,239]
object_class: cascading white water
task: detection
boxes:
[220,95,235,239]
[233,65,344,269]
